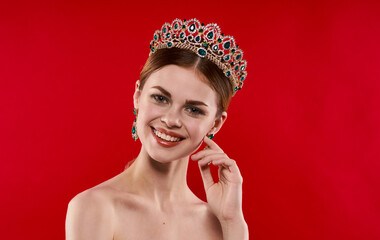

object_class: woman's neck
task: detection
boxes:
[123,147,193,210]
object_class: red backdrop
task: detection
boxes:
[1,0,379,239]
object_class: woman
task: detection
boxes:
[65,18,248,240]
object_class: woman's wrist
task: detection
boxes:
[219,215,249,240]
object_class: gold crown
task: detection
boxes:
[149,18,247,95]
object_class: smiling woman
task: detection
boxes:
[134,64,224,162]
[65,18,249,240]
[139,47,234,118]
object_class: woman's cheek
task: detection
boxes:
[141,99,164,117]
[186,119,208,138]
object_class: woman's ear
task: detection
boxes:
[210,111,227,135]
[133,80,141,109]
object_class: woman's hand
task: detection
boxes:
[191,136,244,222]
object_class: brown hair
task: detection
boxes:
[139,48,233,118]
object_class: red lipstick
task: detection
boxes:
[151,127,185,148]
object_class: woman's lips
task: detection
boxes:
[150,127,184,148]
[153,127,185,139]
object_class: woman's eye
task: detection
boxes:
[185,106,204,116]
[152,94,168,103]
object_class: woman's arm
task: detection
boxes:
[65,189,114,240]
[191,136,249,240]
[220,216,249,240]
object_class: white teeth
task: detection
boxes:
[153,129,181,142]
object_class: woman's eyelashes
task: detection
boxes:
[152,94,169,104]
[151,94,205,116]
[185,106,204,116]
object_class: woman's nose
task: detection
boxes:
[160,107,182,128]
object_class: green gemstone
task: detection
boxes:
[224,55,230,61]
[207,31,214,39]
[166,33,170,38]
[199,29,204,33]
[234,87,238,91]
[179,32,185,38]
[226,71,231,77]
[235,66,239,71]
[181,40,185,43]
[195,35,201,42]
[231,49,235,53]
[224,41,231,49]
[167,42,173,47]
[241,76,245,81]
[174,23,178,29]
[197,48,207,56]
[182,25,186,29]
[151,47,155,52]
[236,55,241,60]
[218,38,222,43]
[163,28,167,33]
[203,42,209,48]
[212,45,218,51]
[154,35,158,40]
[241,66,245,71]
[189,24,195,32]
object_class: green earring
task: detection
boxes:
[208,134,214,140]
[132,108,138,141]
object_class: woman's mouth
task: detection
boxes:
[153,129,182,142]
[150,127,185,147]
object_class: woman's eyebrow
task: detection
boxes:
[152,86,208,107]
[185,100,208,107]
[152,86,171,98]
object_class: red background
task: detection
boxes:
[1,0,379,239]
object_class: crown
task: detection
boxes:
[149,18,247,96]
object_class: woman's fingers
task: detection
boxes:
[191,149,214,161]
[193,135,243,189]
[191,137,226,160]
[198,153,229,166]
[198,161,214,191]
[203,135,223,151]
[212,158,243,184]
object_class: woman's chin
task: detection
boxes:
[145,147,195,164]
[147,153,186,164]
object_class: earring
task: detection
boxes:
[208,134,214,140]
[132,108,138,141]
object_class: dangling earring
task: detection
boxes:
[132,108,138,141]
[208,134,214,140]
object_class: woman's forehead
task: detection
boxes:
[144,65,218,105]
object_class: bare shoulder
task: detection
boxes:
[67,186,114,214]
[200,201,223,227]
[187,199,223,238]
[65,186,116,240]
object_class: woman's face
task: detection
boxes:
[133,64,227,163]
